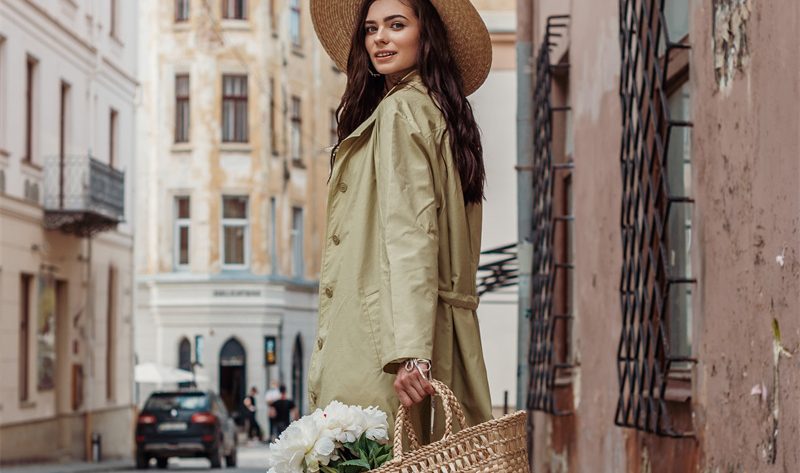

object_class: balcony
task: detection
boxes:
[43,155,125,237]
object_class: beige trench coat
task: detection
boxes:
[307,73,492,439]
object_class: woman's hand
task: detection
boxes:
[394,362,436,408]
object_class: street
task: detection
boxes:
[130,444,269,473]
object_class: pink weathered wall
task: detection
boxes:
[527,0,800,471]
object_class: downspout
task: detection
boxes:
[516,0,533,412]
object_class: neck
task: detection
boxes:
[384,68,417,92]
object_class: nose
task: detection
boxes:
[374,26,388,45]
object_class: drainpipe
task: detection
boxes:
[516,0,534,412]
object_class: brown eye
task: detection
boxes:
[365,25,377,34]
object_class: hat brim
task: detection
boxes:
[311,0,492,96]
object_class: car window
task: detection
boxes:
[145,393,209,411]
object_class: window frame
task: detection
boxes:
[290,0,302,47]
[24,55,38,165]
[221,195,250,270]
[290,95,302,165]
[291,206,304,279]
[175,0,190,22]
[174,196,191,270]
[106,265,118,401]
[109,108,118,168]
[175,74,191,143]
[222,0,247,20]
[221,75,249,143]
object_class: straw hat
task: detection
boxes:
[311,0,492,96]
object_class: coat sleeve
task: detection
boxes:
[373,108,442,374]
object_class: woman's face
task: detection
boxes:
[364,0,420,83]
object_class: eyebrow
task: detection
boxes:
[365,14,409,24]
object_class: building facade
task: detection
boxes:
[134,0,345,427]
[0,0,138,464]
[520,0,800,471]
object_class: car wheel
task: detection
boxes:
[135,450,150,470]
[225,446,237,468]
[209,445,223,469]
[156,457,168,469]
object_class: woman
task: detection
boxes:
[308,0,493,440]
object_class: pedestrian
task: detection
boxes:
[264,380,281,442]
[308,0,494,442]
[271,385,297,438]
[242,386,263,442]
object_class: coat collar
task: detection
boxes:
[331,70,424,181]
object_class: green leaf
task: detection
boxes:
[319,466,339,473]
[339,458,372,468]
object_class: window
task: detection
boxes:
[176,0,190,22]
[110,0,119,39]
[617,0,694,436]
[290,0,301,46]
[270,78,278,156]
[269,0,277,32]
[290,96,302,164]
[222,0,247,20]
[222,196,249,268]
[330,108,338,146]
[109,108,118,168]
[59,82,71,207]
[19,274,33,402]
[106,266,117,400]
[175,196,191,269]
[175,75,190,143]
[24,56,37,164]
[291,207,304,278]
[270,197,278,274]
[178,337,192,388]
[666,82,693,360]
[222,75,248,143]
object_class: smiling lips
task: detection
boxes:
[375,51,397,61]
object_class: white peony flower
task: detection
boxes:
[265,401,390,472]
[362,406,390,443]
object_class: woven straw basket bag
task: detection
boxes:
[371,380,530,472]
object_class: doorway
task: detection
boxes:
[219,338,246,422]
[291,334,303,416]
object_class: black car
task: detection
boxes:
[135,390,238,469]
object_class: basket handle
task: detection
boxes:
[391,379,468,460]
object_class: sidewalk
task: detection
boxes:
[0,458,133,473]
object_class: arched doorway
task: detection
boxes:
[178,337,192,388]
[291,334,303,415]
[219,338,246,421]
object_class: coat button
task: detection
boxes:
[338,182,348,193]
[324,287,333,298]
[331,234,340,245]
[317,338,324,349]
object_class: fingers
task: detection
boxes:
[394,369,434,407]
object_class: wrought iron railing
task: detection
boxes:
[43,155,125,236]
[616,0,695,436]
[527,15,574,416]
[476,243,518,296]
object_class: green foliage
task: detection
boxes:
[321,434,393,472]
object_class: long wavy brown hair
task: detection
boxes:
[332,0,485,204]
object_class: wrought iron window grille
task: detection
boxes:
[527,15,575,417]
[616,0,696,437]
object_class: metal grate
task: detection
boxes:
[527,15,574,416]
[616,0,695,436]
[477,243,518,297]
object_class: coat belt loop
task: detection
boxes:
[437,290,479,311]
